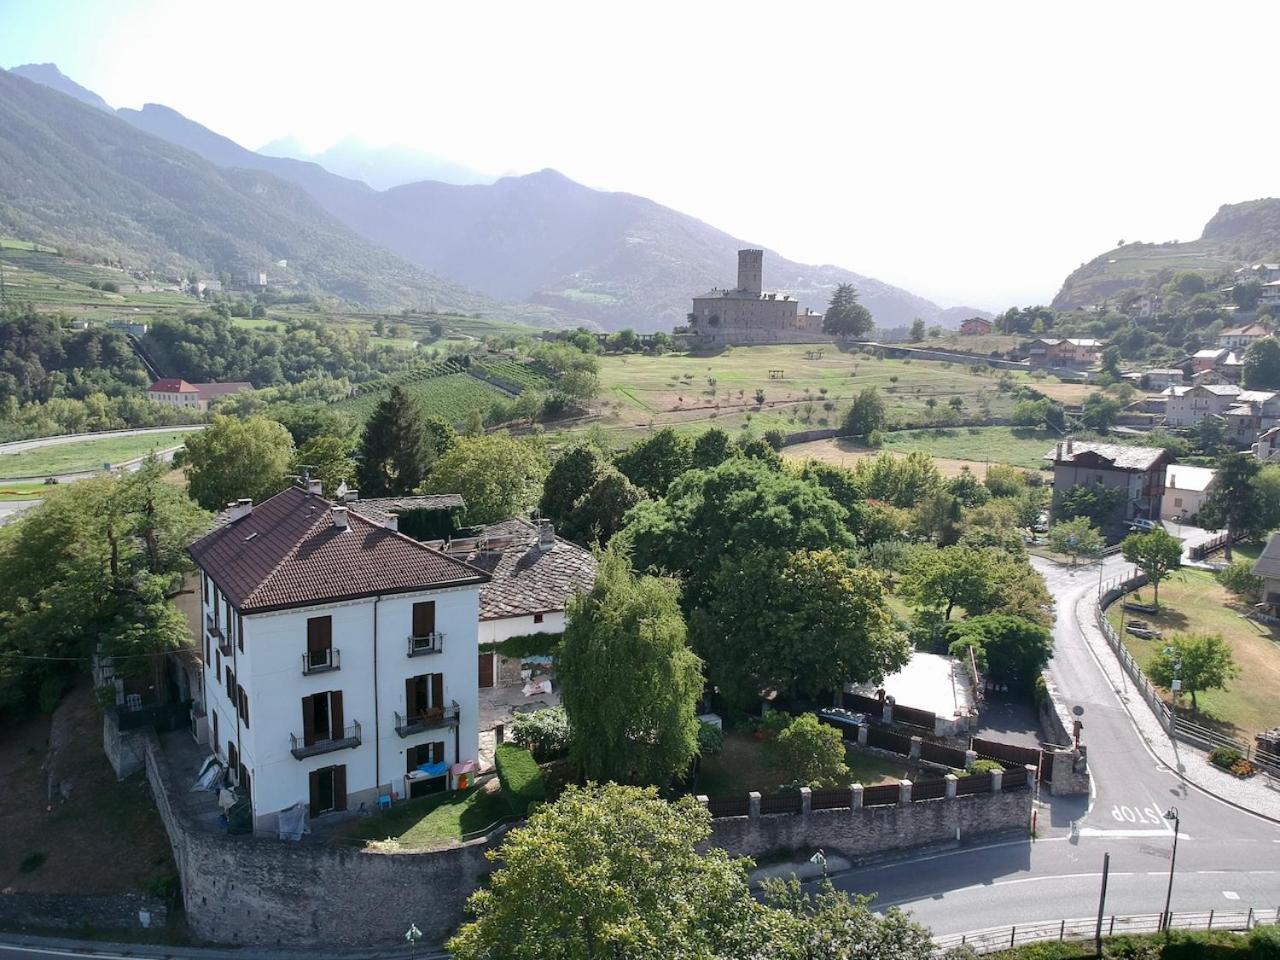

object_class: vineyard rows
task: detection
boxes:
[470,358,554,392]
[335,372,509,423]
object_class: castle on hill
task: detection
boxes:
[682,249,824,344]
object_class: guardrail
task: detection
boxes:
[933,907,1278,955]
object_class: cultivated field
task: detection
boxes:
[334,368,510,423]
[782,426,1059,473]
[0,430,196,479]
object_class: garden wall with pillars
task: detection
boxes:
[699,767,1034,861]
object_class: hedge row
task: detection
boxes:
[494,743,546,816]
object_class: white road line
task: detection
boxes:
[1077,828,1191,839]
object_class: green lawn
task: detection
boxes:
[877,426,1059,470]
[1108,568,1280,739]
[697,730,910,796]
[340,786,513,851]
[0,430,199,479]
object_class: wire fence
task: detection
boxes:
[933,907,1279,955]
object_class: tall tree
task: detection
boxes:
[1121,528,1183,608]
[421,434,549,526]
[293,434,356,498]
[1049,515,1104,564]
[184,414,294,510]
[947,614,1053,692]
[614,428,694,498]
[693,548,906,708]
[822,284,874,338]
[560,468,644,546]
[1147,634,1238,713]
[538,444,607,526]
[558,550,702,785]
[1198,453,1267,557]
[692,428,734,469]
[909,317,926,341]
[1242,337,1280,390]
[899,545,996,620]
[840,386,887,437]
[356,385,432,496]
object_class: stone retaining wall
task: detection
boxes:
[0,892,167,933]
[706,787,1031,860]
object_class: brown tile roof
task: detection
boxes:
[443,518,597,621]
[149,378,197,393]
[188,485,488,613]
[345,494,465,521]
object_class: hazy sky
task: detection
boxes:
[1,0,1275,311]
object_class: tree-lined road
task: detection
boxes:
[831,552,1280,934]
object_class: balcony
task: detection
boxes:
[301,648,340,676]
[290,721,361,760]
[207,614,232,656]
[394,701,459,738]
[407,632,444,657]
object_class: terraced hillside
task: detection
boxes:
[334,360,540,423]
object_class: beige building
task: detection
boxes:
[686,250,822,344]
[1162,464,1216,523]
[148,378,252,411]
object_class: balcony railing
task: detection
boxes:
[207,615,233,656]
[302,648,340,675]
[407,632,444,657]
[394,701,460,738]
[290,720,361,760]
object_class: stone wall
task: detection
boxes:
[0,892,167,933]
[102,707,147,781]
[706,788,1031,861]
[142,731,501,947]
[1037,671,1091,797]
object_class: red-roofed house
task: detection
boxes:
[959,317,993,336]
[148,379,251,411]
[188,481,491,831]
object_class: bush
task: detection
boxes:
[959,758,1005,776]
[1250,923,1280,960]
[697,720,725,757]
[1206,747,1255,779]
[510,706,571,762]
[1217,561,1263,603]
[768,713,849,787]
[494,744,546,816]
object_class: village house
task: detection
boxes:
[1161,464,1217,523]
[1217,323,1271,351]
[148,378,252,411]
[1260,281,1280,311]
[1251,532,1280,617]
[1142,368,1185,391]
[1026,337,1103,368]
[1189,348,1244,381]
[187,482,491,832]
[685,250,822,344]
[1253,425,1280,462]
[1234,263,1280,285]
[1045,440,1173,536]
[1161,383,1243,428]
[959,317,993,336]
[1221,390,1280,445]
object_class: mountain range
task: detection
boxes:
[257,136,494,190]
[1054,198,1280,309]
[7,63,987,331]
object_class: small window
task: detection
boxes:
[533,613,544,624]
[238,685,250,728]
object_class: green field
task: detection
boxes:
[0,430,199,479]
[335,369,510,423]
[877,426,1059,469]
[340,786,512,851]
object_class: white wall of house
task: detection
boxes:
[201,576,481,828]
[478,611,565,646]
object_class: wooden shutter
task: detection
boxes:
[302,695,316,747]
[239,687,249,729]
[307,616,332,654]
[330,690,344,739]
[308,769,321,818]
[212,711,219,753]
[431,673,444,709]
[431,741,444,764]
[412,601,435,636]
[478,653,494,689]
[237,613,244,652]
[333,765,347,811]
[405,677,417,716]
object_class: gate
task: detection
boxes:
[971,736,1052,783]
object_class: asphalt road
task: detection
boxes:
[831,550,1280,934]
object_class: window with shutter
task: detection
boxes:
[302,694,317,747]
[431,673,444,710]
[212,711,219,754]
[412,601,435,638]
[306,616,333,670]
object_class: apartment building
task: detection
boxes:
[188,482,490,832]
[1161,383,1243,428]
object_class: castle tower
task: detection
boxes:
[737,249,763,296]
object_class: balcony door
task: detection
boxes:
[309,764,347,817]
[412,601,436,639]
[302,690,344,746]
[306,615,333,671]
[406,673,444,717]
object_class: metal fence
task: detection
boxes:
[921,739,969,768]
[933,907,1279,955]
[867,725,913,754]
[1097,574,1275,778]
[912,777,948,801]
[759,792,802,815]
[895,703,937,730]
[862,783,902,807]
[955,771,994,795]
[972,737,1041,770]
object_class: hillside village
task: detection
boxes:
[4,27,1280,960]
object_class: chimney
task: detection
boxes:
[332,505,349,529]
[1066,439,1074,455]
[535,518,555,551]
[308,479,322,496]
[227,498,253,522]
[1055,442,1063,462]
[383,513,399,532]
[343,489,360,502]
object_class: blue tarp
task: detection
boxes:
[417,761,449,777]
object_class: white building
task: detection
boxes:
[1162,383,1242,428]
[1162,465,1217,523]
[1217,323,1271,351]
[148,378,252,411]
[188,483,490,832]
[1253,425,1280,462]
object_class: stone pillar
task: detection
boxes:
[882,695,895,725]
[898,779,913,805]
[909,735,922,761]
[857,724,869,747]
[964,749,977,770]
[696,794,710,810]
[945,773,959,799]
[850,783,864,810]
[748,791,762,817]
[992,769,1004,793]
[799,786,812,815]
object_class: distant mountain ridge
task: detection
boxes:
[10,63,988,332]
[258,136,494,190]
[1054,198,1280,309]
[10,62,112,112]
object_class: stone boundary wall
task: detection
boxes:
[142,731,503,946]
[706,787,1031,861]
[0,892,167,933]
[1036,674,1091,796]
[850,342,1030,370]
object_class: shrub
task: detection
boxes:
[960,758,1005,776]
[510,706,571,762]
[1208,746,1242,769]
[697,721,725,757]
[1250,923,1280,960]
[768,713,849,787]
[1217,561,1263,603]
[494,743,546,816]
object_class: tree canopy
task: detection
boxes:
[947,614,1053,692]
[1198,453,1269,554]
[557,550,702,786]
[355,384,438,497]
[840,386,887,437]
[421,433,549,526]
[822,284,874,338]
[1121,528,1183,608]
[1243,337,1280,391]
[1147,633,1238,713]
[184,414,294,510]
[614,428,694,498]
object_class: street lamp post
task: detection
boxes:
[1161,807,1180,931]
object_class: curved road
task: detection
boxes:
[830,550,1280,933]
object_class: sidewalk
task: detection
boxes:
[1074,586,1280,822]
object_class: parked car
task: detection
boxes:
[1129,518,1159,532]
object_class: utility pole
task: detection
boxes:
[1095,851,1110,957]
